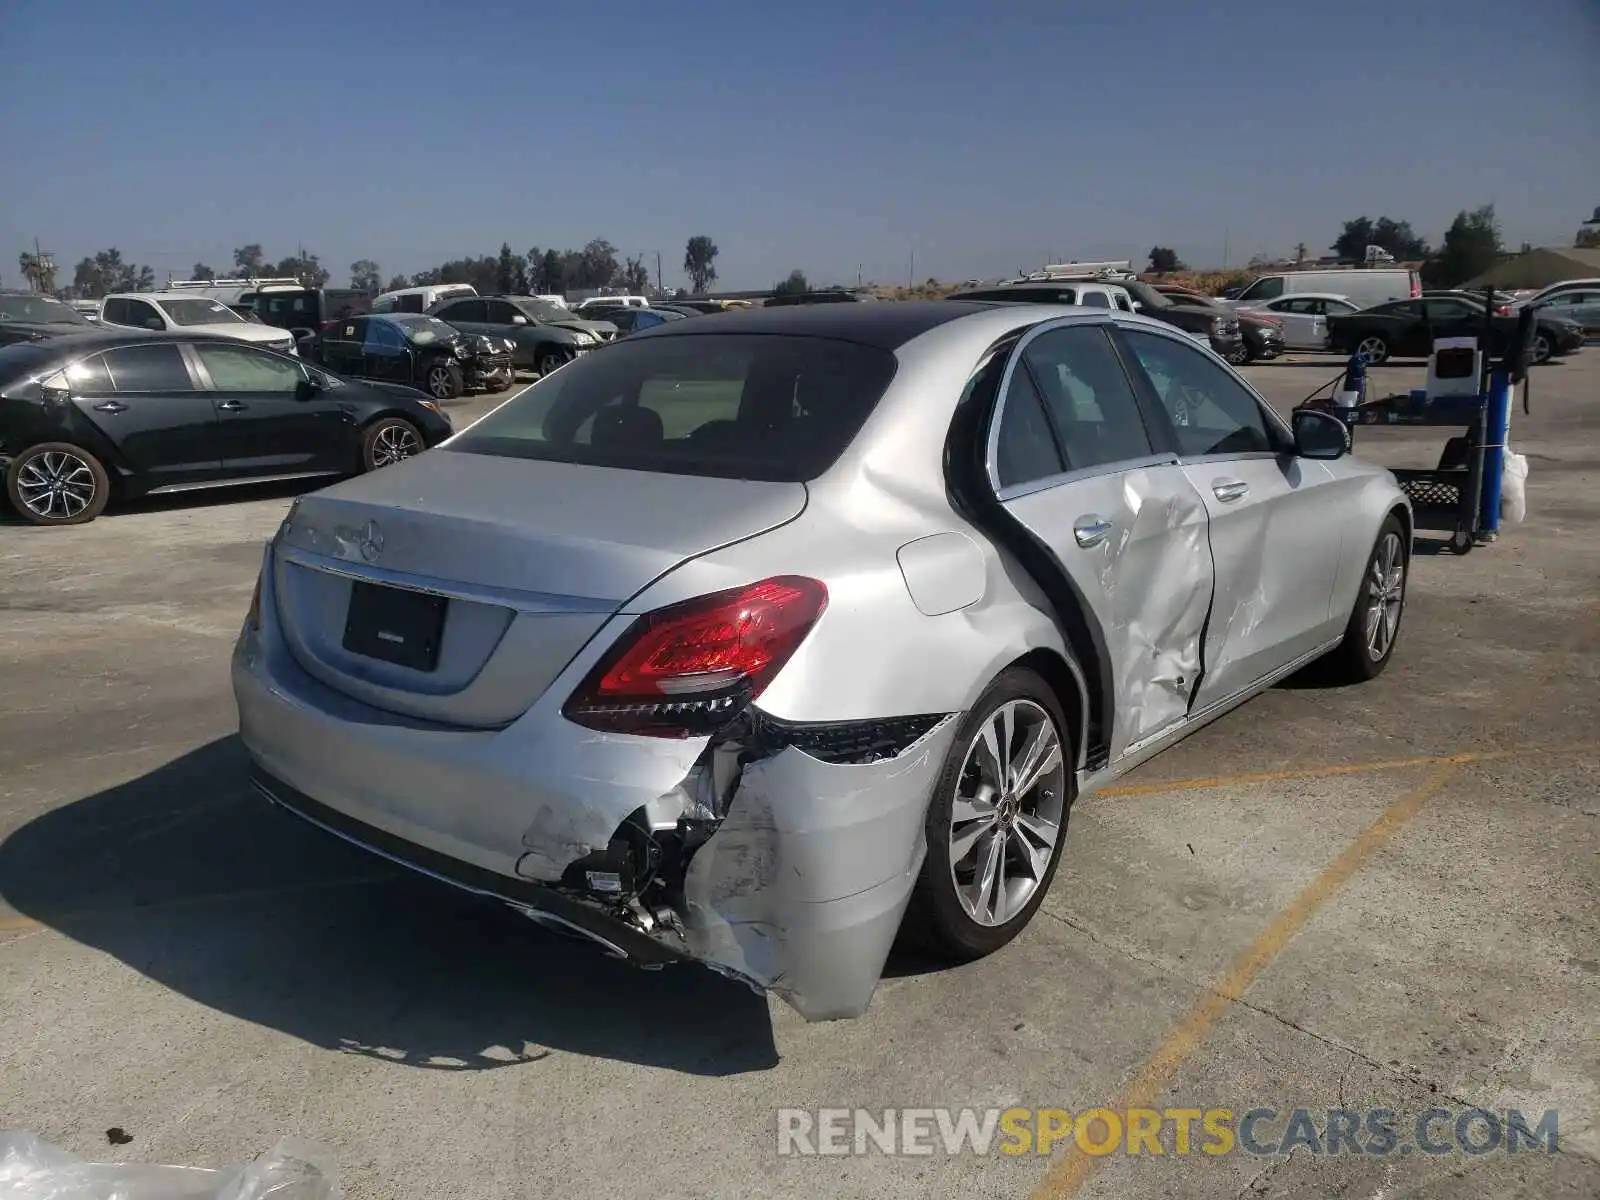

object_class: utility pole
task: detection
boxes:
[1222,227,1230,271]
[907,248,915,290]
[857,264,862,289]
[655,251,662,293]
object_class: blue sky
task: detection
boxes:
[3,0,1597,291]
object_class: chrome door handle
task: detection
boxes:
[1073,515,1114,548]
[91,401,127,413]
[216,400,248,412]
[1212,479,1250,503]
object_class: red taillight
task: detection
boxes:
[1495,305,1512,316]
[1410,277,1421,298]
[564,576,828,737]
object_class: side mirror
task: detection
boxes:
[511,314,528,326]
[294,376,321,402]
[144,318,165,331]
[1130,301,1143,311]
[1292,408,1349,459]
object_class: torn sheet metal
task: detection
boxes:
[679,714,959,1020]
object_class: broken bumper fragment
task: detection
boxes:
[233,562,956,1020]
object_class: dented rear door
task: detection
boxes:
[990,323,1215,760]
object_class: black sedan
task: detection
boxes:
[0,290,99,347]
[0,331,453,526]
[308,314,515,400]
[1327,296,1584,366]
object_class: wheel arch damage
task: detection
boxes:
[512,708,960,1021]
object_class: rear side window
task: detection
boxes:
[1079,292,1111,309]
[395,293,425,313]
[1022,327,1153,470]
[447,333,897,482]
[102,344,193,392]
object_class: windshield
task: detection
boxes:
[160,297,244,326]
[0,294,91,326]
[391,315,458,345]
[518,298,573,323]
[447,333,897,482]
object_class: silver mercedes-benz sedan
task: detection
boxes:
[233,301,1411,1021]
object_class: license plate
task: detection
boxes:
[342,581,448,672]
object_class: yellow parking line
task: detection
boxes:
[0,874,396,941]
[1098,747,1533,798]
[1029,613,1596,1200]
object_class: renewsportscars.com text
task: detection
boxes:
[776,1106,1560,1158]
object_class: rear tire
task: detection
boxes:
[1356,335,1389,364]
[1529,331,1553,366]
[902,667,1073,960]
[1321,514,1408,683]
[5,442,110,526]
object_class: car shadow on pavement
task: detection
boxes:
[0,736,780,1077]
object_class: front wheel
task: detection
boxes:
[1529,331,1553,366]
[1322,515,1408,682]
[5,442,110,526]
[1226,342,1252,366]
[425,362,464,400]
[903,667,1073,960]
[361,418,424,471]
[536,349,571,377]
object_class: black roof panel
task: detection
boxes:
[630,299,1003,349]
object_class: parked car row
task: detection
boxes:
[0,329,451,525]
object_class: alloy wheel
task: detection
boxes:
[15,450,97,521]
[947,698,1066,927]
[1364,531,1405,660]
[1530,333,1552,365]
[427,367,454,398]
[370,422,422,468]
[1357,336,1388,364]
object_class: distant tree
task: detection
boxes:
[495,243,527,294]
[384,274,410,291]
[232,244,266,276]
[71,248,153,298]
[1424,204,1503,288]
[1332,217,1430,263]
[190,262,216,281]
[683,235,719,293]
[349,259,382,292]
[773,269,810,297]
[272,252,330,288]
[1146,246,1186,273]
[574,239,620,289]
[17,251,57,293]
[1577,206,1600,249]
[539,248,566,294]
[621,253,651,294]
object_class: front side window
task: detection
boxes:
[194,342,303,391]
[101,344,194,392]
[448,333,897,483]
[1079,292,1111,309]
[124,299,165,330]
[1120,329,1277,457]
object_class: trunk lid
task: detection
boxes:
[271,450,807,727]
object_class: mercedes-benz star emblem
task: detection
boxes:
[358,520,384,563]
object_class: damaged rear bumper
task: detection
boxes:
[232,561,957,1020]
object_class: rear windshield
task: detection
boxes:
[446,333,897,482]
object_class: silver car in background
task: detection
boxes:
[233,302,1411,1021]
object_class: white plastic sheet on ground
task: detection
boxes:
[0,1132,339,1200]
[1501,443,1529,525]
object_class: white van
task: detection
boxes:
[574,295,649,312]
[372,283,478,314]
[1228,268,1419,311]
